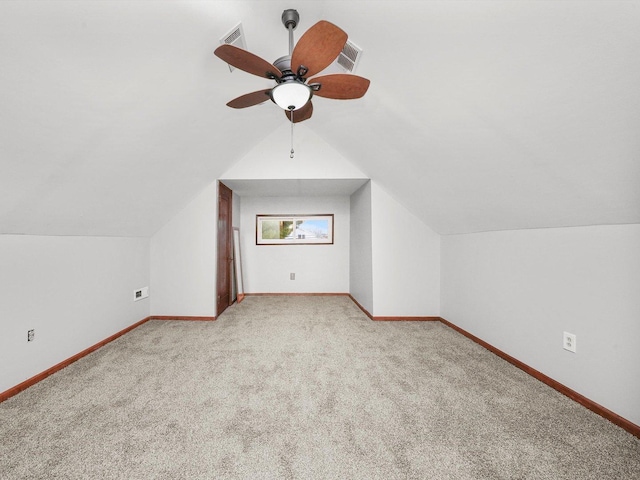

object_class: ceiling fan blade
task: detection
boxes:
[226,89,272,109]
[214,44,281,79]
[291,21,347,78]
[285,101,313,123]
[309,74,370,99]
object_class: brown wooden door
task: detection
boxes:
[217,182,233,316]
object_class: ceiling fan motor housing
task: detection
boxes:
[274,55,292,73]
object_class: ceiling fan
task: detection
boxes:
[214,9,370,123]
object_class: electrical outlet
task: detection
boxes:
[290,273,295,280]
[563,332,576,353]
[27,329,34,342]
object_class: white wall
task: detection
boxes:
[349,181,373,313]
[0,234,149,394]
[221,123,368,181]
[441,224,640,426]
[150,182,217,316]
[371,182,441,317]
[240,196,350,294]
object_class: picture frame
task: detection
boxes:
[256,214,334,245]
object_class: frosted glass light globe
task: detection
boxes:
[271,81,311,110]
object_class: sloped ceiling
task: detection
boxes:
[1,1,638,237]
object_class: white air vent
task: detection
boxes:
[134,287,149,302]
[336,40,363,73]
[220,23,247,72]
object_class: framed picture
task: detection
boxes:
[256,214,334,245]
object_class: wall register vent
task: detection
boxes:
[336,39,363,73]
[134,287,149,302]
[219,23,247,72]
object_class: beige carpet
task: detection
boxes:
[1,296,639,479]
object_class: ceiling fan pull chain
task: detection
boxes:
[290,110,295,158]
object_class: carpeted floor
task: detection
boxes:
[1,296,639,479]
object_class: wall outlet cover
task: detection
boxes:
[563,331,577,353]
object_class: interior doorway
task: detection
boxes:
[217,181,233,317]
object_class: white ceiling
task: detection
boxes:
[1,1,639,237]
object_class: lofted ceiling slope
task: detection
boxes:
[1,1,639,237]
